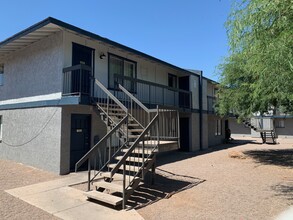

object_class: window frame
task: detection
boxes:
[215,119,222,136]
[168,73,178,89]
[108,53,137,92]
[0,64,3,86]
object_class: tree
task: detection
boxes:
[217,0,293,120]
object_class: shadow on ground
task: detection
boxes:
[243,149,293,168]
[128,169,205,210]
[272,183,293,204]
[157,139,259,166]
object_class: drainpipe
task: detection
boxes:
[199,71,203,150]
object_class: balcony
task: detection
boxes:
[62,65,192,109]
[114,74,192,109]
[62,64,92,104]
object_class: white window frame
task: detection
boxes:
[215,119,222,136]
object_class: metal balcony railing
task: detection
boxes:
[114,74,192,109]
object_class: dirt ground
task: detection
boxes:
[137,137,293,220]
[0,160,61,220]
[1,137,292,220]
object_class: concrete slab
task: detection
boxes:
[54,202,143,220]
[6,172,88,198]
[5,172,144,220]
[22,187,87,214]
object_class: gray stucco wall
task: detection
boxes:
[229,118,251,136]
[190,113,200,151]
[0,31,63,102]
[0,107,62,173]
[60,105,107,174]
[275,118,293,138]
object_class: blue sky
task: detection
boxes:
[0,0,232,81]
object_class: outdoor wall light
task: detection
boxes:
[100,53,106,59]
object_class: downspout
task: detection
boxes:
[199,71,203,150]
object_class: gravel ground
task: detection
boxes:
[0,160,61,220]
[137,137,293,220]
[1,137,292,220]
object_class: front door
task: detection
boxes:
[72,43,94,103]
[179,117,190,151]
[70,114,91,170]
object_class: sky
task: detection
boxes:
[0,0,232,81]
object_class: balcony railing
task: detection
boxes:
[207,96,216,113]
[63,64,92,96]
[114,74,192,109]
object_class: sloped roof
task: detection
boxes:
[0,17,201,77]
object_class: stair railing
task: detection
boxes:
[75,115,128,191]
[117,83,151,128]
[94,79,128,138]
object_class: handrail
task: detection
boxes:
[115,74,192,95]
[95,79,127,112]
[63,64,92,73]
[110,113,159,176]
[75,115,128,171]
[118,84,150,113]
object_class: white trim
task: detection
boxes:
[0,92,62,105]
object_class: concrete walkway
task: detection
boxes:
[6,172,143,220]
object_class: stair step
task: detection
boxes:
[115,156,151,163]
[108,163,140,172]
[128,123,141,127]
[102,172,139,182]
[128,128,144,132]
[121,148,157,155]
[84,191,123,206]
[101,112,126,117]
[93,181,132,193]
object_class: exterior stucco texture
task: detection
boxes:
[0,107,62,173]
[0,31,63,102]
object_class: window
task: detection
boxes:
[0,64,3,86]
[215,119,222,136]
[276,119,285,128]
[168,74,177,88]
[0,116,2,142]
[108,54,136,92]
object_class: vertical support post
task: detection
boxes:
[79,66,82,96]
[151,154,156,185]
[199,71,203,150]
[122,162,126,209]
[87,158,91,191]
[106,96,109,126]
[142,140,145,181]
[177,110,180,150]
[156,105,160,146]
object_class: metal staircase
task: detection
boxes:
[243,119,277,144]
[75,79,179,209]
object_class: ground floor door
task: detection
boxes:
[179,117,190,151]
[70,114,91,170]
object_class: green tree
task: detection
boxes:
[217,0,293,120]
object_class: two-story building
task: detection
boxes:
[0,17,225,175]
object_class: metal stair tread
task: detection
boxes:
[121,148,157,154]
[93,181,132,193]
[102,172,139,182]
[108,163,140,172]
[84,191,123,206]
[115,155,151,163]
